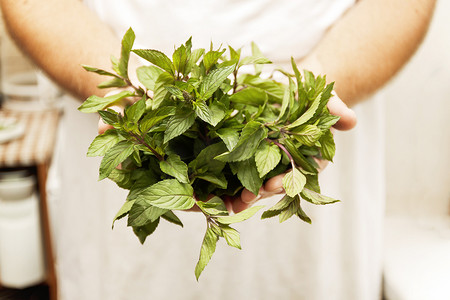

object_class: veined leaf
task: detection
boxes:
[132,218,160,244]
[112,200,135,228]
[285,92,322,129]
[219,224,241,249]
[199,64,235,100]
[261,195,295,220]
[195,227,218,280]
[137,179,195,210]
[132,49,175,76]
[164,107,196,143]
[229,87,268,106]
[99,140,135,180]
[254,141,282,177]
[319,130,336,161]
[136,65,164,90]
[196,197,228,216]
[291,125,323,147]
[78,90,135,113]
[161,210,183,227]
[87,129,121,157]
[128,199,168,227]
[301,188,339,205]
[216,128,240,151]
[216,205,264,224]
[160,154,189,183]
[233,158,263,195]
[282,167,307,197]
[118,27,135,78]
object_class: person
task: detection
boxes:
[0,0,435,299]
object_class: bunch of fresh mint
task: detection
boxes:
[78,28,340,279]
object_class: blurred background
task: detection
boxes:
[0,1,448,299]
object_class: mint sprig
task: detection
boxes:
[79,28,340,280]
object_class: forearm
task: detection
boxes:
[0,0,121,100]
[302,0,436,106]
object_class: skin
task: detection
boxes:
[1,0,436,212]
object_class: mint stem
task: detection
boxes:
[270,139,296,170]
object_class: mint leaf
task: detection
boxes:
[87,129,121,157]
[282,167,307,197]
[196,173,228,189]
[301,188,339,205]
[291,125,323,147]
[78,90,135,113]
[219,224,241,249]
[161,210,183,227]
[215,121,267,162]
[108,169,133,189]
[82,65,120,78]
[137,179,195,210]
[194,100,213,124]
[229,87,268,106]
[112,200,135,228]
[216,205,264,225]
[132,49,175,76]
[203,49,226,71]
[173,44,188,75]
[133,218,160,244]
[261,195,295,220]
[199,64,235,100]
[99,140,135,180]
[319,130,336,161]
[160,154,189,183]
[136,65,164,90]
[128,199,168,226]
[254,141,281,177]
[195,227,218,280]
[233,158,263,195]
[216,128,239,151]
[118,27,135,78]
[164,106,196,143]
[196,197,228,216]
[285,92,321,129]
[125,98,146,123]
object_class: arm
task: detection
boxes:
[0,0,122,100]
[301,0,436,106]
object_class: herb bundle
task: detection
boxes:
[79,28,340,279]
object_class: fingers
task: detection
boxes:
[327,95,357,131]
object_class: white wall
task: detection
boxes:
[382,0,450,218]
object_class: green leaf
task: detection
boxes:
[173,44,188,75]
[219,224,241,249]
[319,130,336,161]
[164,85,184,100]
[196,173,228,189]
[136,65,165,90]
[196,197,228,216]
[151,72,175,109]
[78,90,135,113]
[229,87,268,106]
[112,200,135,228]
[195,227,218,280]
[199,64,235,100]
[188,142,227,174]
[132,49,175,76]
[279,196,300,223]
[118,27,135,78]
[140,106,175,133]
[108,169,134,189]
[161,210,183,227]
[194,101,213,124]
[317,114,341,130]
[216,128,239,151]
[87,129,121,157]
[282,167,307,197]
[137,179,195,210]
[215,121,267,162]
[233,158,263,195]
[296,200,312,224]
[254,141,282,177]
[82,65,120,78]
[128,199,168,226]
[291,125,323,147]
[239,55,271,67]
[209,100,227,126]
[125,98,146,123]
[132,218,160,244]
[301,188,339,205]
[285,92,321,129]
[160,154,189,183]
[164,106,196,143]
[216,205,264,224]
[203,49,226,71]
[97,77,128,89]
[261,195,295,219]
[99,140,135,180]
